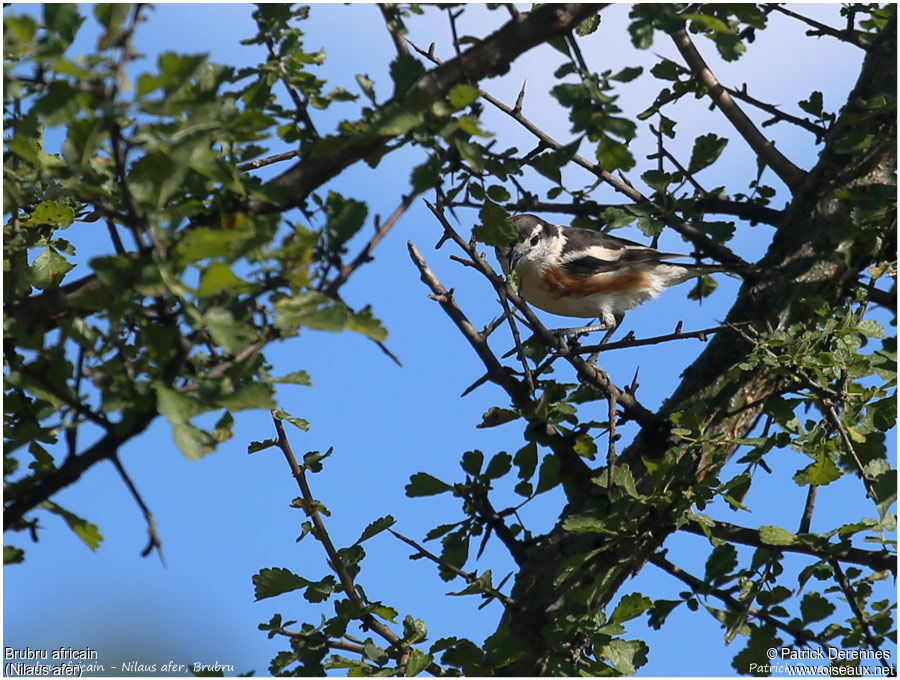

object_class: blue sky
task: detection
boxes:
[4,3,895,677]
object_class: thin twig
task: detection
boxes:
[110,454,165,565]
[270,416,447,676]
[829,559,891,671]
[798,485,817,534]
[822,399,879,503]
[390,529,515,607]
[238,150,299,172]
[653,54,829,141]
[680,519,895,574]
[265,38,319,140]
[576,323,740,355]
[271,416,399,643]
[669,28,806,192]
[324,192,418,297]
[767,4,871,50]
[650,553,839,654]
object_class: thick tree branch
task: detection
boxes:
[257,4,601,212]
[669,28,807,192]
[377,4,409,57]
[4,406,158,531]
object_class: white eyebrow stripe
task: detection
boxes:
[560,245,627,262]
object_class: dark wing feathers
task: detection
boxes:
[561,255,614,276]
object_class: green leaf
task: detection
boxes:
[611,592,653,623]
[273,370,312,386]
[128,150,189,209]
[800,591,835,624]
[212,411,234,443]
[411,155,441,192]
[43,501,102,551]
[448,84,479,109]
[21,201,76,229]
[704,543,738,584]
[390,54,426,97]
[834,129,875,155]
[325,192,368,245]
[405,650,432,676]
[403,615,428,644]
[171,422,217,460]
[406,472,451,497]
[362,640,389,666]
[602,638,648,675]
[575,14,601,36]
[477,407,518,428]
[461,450,484,476]
[31,247,75,290]
[356,73,376,103]
[202,307,257,355]
[651,60,680,81]
[272,408,310,432]
[759,525,797,546]
[44,3,83,45]
[798,91,824,116]
[595,135,635,171]
[793,452,842,486]
[4,545,25,565]
[857,319,885,338]
[562,514,606,532]
[247,438,277,454]
[215,382,275,412]
[535,454,561,493]
[612,464,641,499]
[355,515,396,545]
[611,66,643,83]
[688,133,728,173]
[514,441,537,480]
[253,567,311,600]
[472,202,514,247]
[484,452,512,479]
[683,12,733,33]
[486,185,511,203]
[732,623,782,674]
[196,262,248,297]
[345,307,388,342]
[641,169,671,193]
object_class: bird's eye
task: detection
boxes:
[530,235,540,246]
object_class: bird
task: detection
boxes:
[500,214,754,342]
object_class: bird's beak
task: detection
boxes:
[506,248,521,273]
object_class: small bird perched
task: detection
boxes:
[501,214,754,340]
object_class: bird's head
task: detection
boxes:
[499,214,561,274]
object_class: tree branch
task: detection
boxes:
[257,4,602,212]
[680,520,895,574]
[649,553,839,653]
[766,4,872,50]
[669,28,807,192]
[377,3,409,57]
[110,454,165,565]
[270,415,408,651]
[390,529,515,607]
[4,406,158,531]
